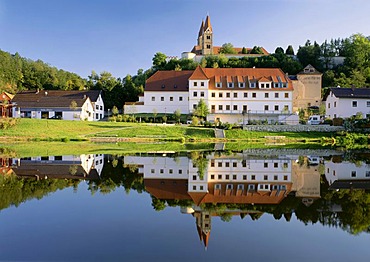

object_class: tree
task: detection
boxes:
[193,99,209,120]
[111,106,119,116]
[250,46,264,54]
[173,109,181,123]
[152,108,158,123]
[275,47,284,54]
[285,45,295,55]
[219,43,237,54]
[152,52,167,70]
[241,47,247,54]
[297,40,322,69]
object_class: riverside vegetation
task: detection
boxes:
[0,118,369,153]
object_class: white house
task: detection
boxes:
[325,87,370,119]
[12,90,104,121]
[125,66,298,124]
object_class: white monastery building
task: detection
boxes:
[125,66,299,124]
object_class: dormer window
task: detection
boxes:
[238,82,245,88]
[174,84,177,88]
[161,84,165,89]
[250,83,256,88]
[282,83,287,88]
[216,82,222,88]
[274,83,279,88]
[265,83,270,88]
[260,83,265,88]
[228,82,234,88]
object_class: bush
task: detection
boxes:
[0,118,19,129]
[333,118,343,126]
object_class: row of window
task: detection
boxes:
[211,184,287,191]
[210,161,289,168]
[201,104,290,112]
[328,168,370,178]
[151,168,185,174]
[152,96,184,102]
[95,105,103,110]
[209,92,290,98]
[206,174,289,181]
[328,100,370,108]
[213,82,288,89]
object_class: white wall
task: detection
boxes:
[325,161,370,185]
[326,91,370,119]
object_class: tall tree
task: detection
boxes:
[285,45,295,55]
[193,99,209,120]
[219,43,237,54]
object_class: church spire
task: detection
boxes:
[204,15,212,32]
[198,20,205,37]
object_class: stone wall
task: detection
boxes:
[243,124,344,132]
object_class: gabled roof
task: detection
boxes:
[298,64,322,75]
[145,70,193,92]
[12,90,98,108]
[189,66,208,80]
[329,87,370,99]
[1,92,14,100]
[204,15,212,32]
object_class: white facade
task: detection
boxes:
[92,94,105,120]
[325,160,370,186]
[125,91,189,115]
[326,89,370,119]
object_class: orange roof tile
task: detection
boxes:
[145,70,193,92]
[144,179,191,200]
[189,66,208,80]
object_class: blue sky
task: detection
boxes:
[1,0,369,79]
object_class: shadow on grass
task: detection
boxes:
[87,123,134,129]
[185,128,214,138]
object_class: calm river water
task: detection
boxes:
[1,149,370,261]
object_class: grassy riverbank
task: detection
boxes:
[0,118,333,143]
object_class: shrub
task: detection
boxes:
[0,118,19,130]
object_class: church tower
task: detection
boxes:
[197,15,213,55]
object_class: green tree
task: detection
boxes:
[275,47,284,54]
[250,46,264,54]
[173,109,181,123]
[285,45,295,55]
[297,40,322,69]
[193,99,209,121]
[112,106,119,116]
[152,52,167,70]
[241,47,247,54]
[219,43,237,54]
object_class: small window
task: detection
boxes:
[283,163,288,168]
[161,97,164,101]
[284,175,288,181]
[265,93,269,98]
[211,92,215,98]
[219,93,223,98]
[225,162,230,167]
[169,169,173,174]
[275,93,279,98]
[218,162,222,167]
[244,92,248,98]
[228,82,234,88]
[264,175,268,180]
[250,83,256,88]
[239,82,245,88]
[201,82,204,87]
[193,104,197,109]
[233,175,237,180]
[243,175,247,180]
[226,175,230,180]
[274,175,278,181]
[200,92,204,97]
[170,97,173,101]
[161,84,165,89]
[334,101,337,107]
[261,83,265,88]
[366,171,370,177]
[193,91,197,97]
[193,175,197,180]
[351,171,356,177]
[179,169,182,174]
[233,93,238,98]
[193,185,196,190]
[211,160,215,167]
[200,185,204,190]
[243,105,247,111]
[219,105,223,110]
[216,82,222,88]
[206,44,211,49]
[218,175,222,180]
[367,101,370,107]
[266,83,270,88]
[233,105,238,111]
[227,184,233,190]
[151,169,155,173]
[226,93,230,98]
[274,105,279,111]
[352,101,357,107]
[179,96,183,101]
[96,105,99,110]
[211,174,215,179]
[251,175,256,180]
[160,169,164,174]
[194,82,198,87]
[284,105,289,111]
[284,93,289,98]
[252,93,256,98]
[233,162,237,167]
[264,163,268,168]
[264,105,269,111]
[152,97,155,101]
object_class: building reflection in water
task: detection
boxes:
[7,154,104,180]
[124,151,324,248]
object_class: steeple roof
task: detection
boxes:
[198,20,204,37]
[204,15,212,32]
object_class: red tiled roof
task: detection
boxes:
[145,70,193,92]
[144,179,191,200]
[190,67,293,90]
